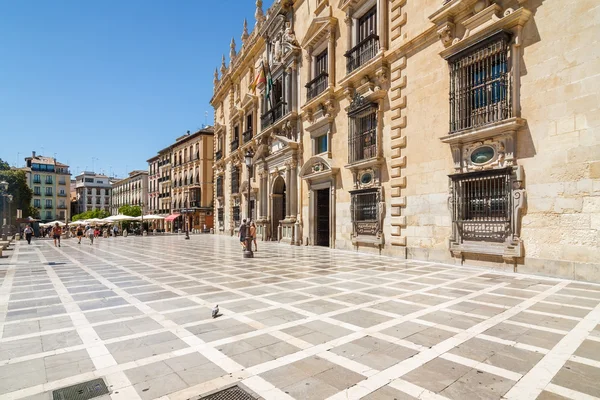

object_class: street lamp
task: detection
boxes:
[184,189,190,240]
[243,149,254,258]
[0,181,9,240]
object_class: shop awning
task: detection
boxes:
[164,213,181,222]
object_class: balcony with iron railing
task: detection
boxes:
[57,204,67,209]
[345,34,379,74]
[231,138,239,152]
[306,71,328,101]
[261,101,287,130]
[349,129,377,164]
[243,128,253,144]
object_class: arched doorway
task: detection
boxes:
[272,176,286,239]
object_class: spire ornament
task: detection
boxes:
[255,0,265,27]
[229,37,237,63]
[213,68,219,86]
[220,54,227,75]
[241,19,249,44]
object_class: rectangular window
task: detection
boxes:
[307,50,329,100]
[87,189,92,195]
[34,199,41,208]
[450,168,512,242]
[105,189,110,195]
[351,189,380,236]
[348,105,377,163]
[315,135,328,154]
[216,176,224,197]
[45,175,53,184]
[448,32,511,133]
[33,174,41,183]
[85,178,94,183]
[232,206,240,223]
[96,188,101,195]
[45,200,52,208]
[218,208,224,225]
[231,167,240,194]
[346,6,379,73]
[34,186,41,195]
[45,187,53,195]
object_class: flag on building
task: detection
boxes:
[249,62,267,93]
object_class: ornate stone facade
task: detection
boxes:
[212,0,600,282]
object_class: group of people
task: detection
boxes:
[238,219,257,251]
[20,223,121,247]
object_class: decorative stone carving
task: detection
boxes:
[348,93,366,113]
[437,21,455,47]
[255,0,265,27]
[241,19,249,43]
[229,38,237,63]
[220,55,227,75]
[213,68,219,87]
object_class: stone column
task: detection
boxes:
[328,27,335,87]
[285,164,291,219]
[305,46,313,99]
[345,9,353,51]
[286,68,293,113]
[377,0,387,50]
[290,160,298,218]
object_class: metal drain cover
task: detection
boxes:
[52,378,109,400]
[200,385,256,400]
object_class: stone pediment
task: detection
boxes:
[301,9,337,48]
[300,156,339,182]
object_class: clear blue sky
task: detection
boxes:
[0,0,273,178]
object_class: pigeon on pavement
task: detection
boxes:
[212,305,219,318]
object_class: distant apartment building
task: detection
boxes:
[147,127,214,232]
[22,151,71,222]
[74,172,113,214]
[110,170,148,215]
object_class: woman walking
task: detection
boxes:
[76,226,84,244]
[250,221,257,251]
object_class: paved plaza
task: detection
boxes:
[0,235,599,400]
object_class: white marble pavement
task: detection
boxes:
[0,234,599,400]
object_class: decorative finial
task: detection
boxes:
[220,54,227,75]
[255,0,265,27]
[241,19,249,43]
[229,37,237,62]
[214,68,219,86]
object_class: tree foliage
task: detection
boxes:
[0,158,9,171]
[0,164,34,221]
[72,209,110,221]
[118,205,142,217]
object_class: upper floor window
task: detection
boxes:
[448,32,511,134]
[346,5,379,73]
[231,167,240,194]
[232,126,240,151]
[348,96,377,164]
[315,134,328,155]
[216,176,224,197]
[34,186,41,195]
[261,75,286,129]
[307,49,328,100]
[33,174,41,183]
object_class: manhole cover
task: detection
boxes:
[200,385,256,400]
[52,378,109,400]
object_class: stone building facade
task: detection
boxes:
[110,170,148,215]
[74,172,112,215]
[211,0,600,281]
[146,127,215,232]
[22,152,71,222]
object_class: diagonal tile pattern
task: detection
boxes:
[0,235,599,399]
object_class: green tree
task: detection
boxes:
[118,205,142,217]
[72,209,110,221]
[0,158,9,171]
[0,168,34,222]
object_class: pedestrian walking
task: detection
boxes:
[85,226,94,245]
[113,225,118,237]
[24,225,33,245]
[239,219,247,250]
[249,221,257,251]
[52,223,62,247]
[76,226,84,244]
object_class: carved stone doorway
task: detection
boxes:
[272,176,286,239]
[315,188,330,247]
